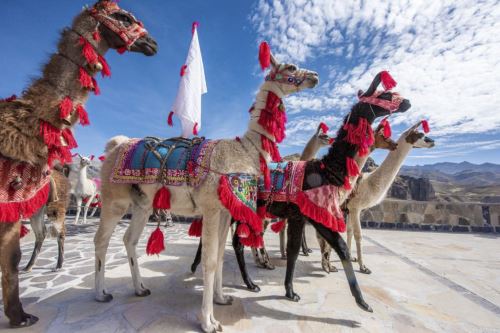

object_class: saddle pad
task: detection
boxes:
[257,161,306,202]
[110,137,218,187]
[227,173,258,212]
[0,157,50,222]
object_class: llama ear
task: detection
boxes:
[90,155,95,161]
[270,52,279,68]
[361,72,382,97]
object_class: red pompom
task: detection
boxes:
[20,224,30,238]
[346,157,360,177]
[237,223,250,238]
[421,120,430,133]
[343,176,352,190]
[146,227,165,255]
[380,71,397,91]
[319,122,329,134]
[59,97,73,119]
[180,64,188,77]
[61,129,78,149]
[98,155,105,161]
[259,41,271,70]
[167,111,174,126]
[117,46,127,54]
[188,219,203,237]
[270,220,286,233]
[153,186,171,210]
[193,122,199,136]
[92,30,101,42]
[98,54,111,77]
[79,68,93,88]
[379,117,392,138]
[92,77,100,95]
[79,37,98,65]
[76,104,90,126]
[40,120,61,147]
[192,21,199,34]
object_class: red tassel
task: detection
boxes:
[261,136,281,162]
[79,68,93,88]
[59,97,73,119]
[257,205,267,218]
[380,71,397,91]
[117,46,127,54]
[319,122,329,134]
[1,94,17,102]
[61,129,78,149]
[380,117,392,138]
[98,155,105,161]
[180,64,187,77]
[98,54,111,77]
[192,21,199,34]
[346,157,360,177]
[0,183,50,222]
[20,224,30,238]
[92,30,101,42]
[271,220,286,233]
[76,104,90,126]
[237,223,250,238]
[79,37,98,65]
[193,122,199,136]
[343,176,352,190]
[421,120,430,133]
[47,146,72,167]
[188,219,203,237]
[146,227,165,255]
[153,187,171,210]
[328,138,335,145]
[259,41,271,70]
[40,121,61,147]
[92,77,100,95]
[167,111,174,126]
[260,156,271,190]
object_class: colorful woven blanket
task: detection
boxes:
[110,137,218,187]
[0,157,50,222]
[258,161,345,233]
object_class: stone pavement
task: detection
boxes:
[1,218,499,332]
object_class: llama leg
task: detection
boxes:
[52,209,66,271]
[191,238,202,273]
[82,194,95,224]
[232,223,260,292]
[352,209,371,274]
[74,196,82,224]
[251,247,263,267]
[124,203,152,297]
[0,221,39,327]
[94,201,128,302]
[214,212,232,305]
[312,220,372,312]
[301,227,312,255]
[259,244,275,270]
[89,206,98,218]
[284,216,305,302]
[346,213,356,261]
[200,210,222,333]
[317,231,337,273]
[23,207,46,272]
[279,228,286,259]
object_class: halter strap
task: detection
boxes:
[358,91,403,113]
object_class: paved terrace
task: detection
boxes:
[1,218,499,332]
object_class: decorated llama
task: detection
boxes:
[73,154,99,224]
[0,0,157,327]
[94,42,318,332]
[320,120,434,274]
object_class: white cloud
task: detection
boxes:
[251,0,500,147]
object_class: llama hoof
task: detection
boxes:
[264,263,275,270]
[215,295,233,305]
[96,292,113,303]
[302,251,309,256]
[329,266,338,273]
[190,263,198,274]
[9,314,39,328]
[285,291,301,302]
[280,255,287,260]
[202,319,222,332]
[356,299,373,313]
[360,266,372,274]
[21,267,32,273]
[351,257,358,262]
[135,288,151,297]
[246,283,261,292]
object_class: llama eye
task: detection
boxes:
[287,77,294,83]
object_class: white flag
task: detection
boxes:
[169,22,207,138]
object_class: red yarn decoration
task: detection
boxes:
[98,54,111,77]
[92,77,100,95]
[153,187,171,210]
[258,41,271,70]
[167,111,174,126]
[76,104,90,126]
[270,220,286,233]
[346,157,360,177]
[98,155,106,161]
[79,37,99,65]
[20,225,30,238]
[380,70,397,91]
[180,64,187,77]
[343,176,352,190]
[40,121,61,147]
[379,117,392,138]
[117,46,127,54]
[258,92,287,143]
[79,68,93,88]
[59,97,73,119]
[92,31,101,42]
[61,129,78,149]
[319,122,329,134]
[193,122,199,135]
[188,219,203,237]
[260,156,271,190]
[421,120,430,133]
[237,223,251,238]
[261,135,281,162]
[146,227,165,255]
[0,183,50,223]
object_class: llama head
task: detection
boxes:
[76,154,93,168]
[373,123,398,151]
[315,123,333,147]
[259,42,319,96]
[75,0,158,56]
[356,71,411,121]
[403,121,435,148]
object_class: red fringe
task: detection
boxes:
[319,122,329,133]
[260,156,271,190]
[188,219,203,237]
[257,92,287,143]
[153,187,171,209]
[257,205,267,218]
[180,64,187,77]
[343,176,352,190]
[422,120,430,133]
[218,175,263,234]
[343,118,374,156]
[0,182,50,223]
[258,41,271,70]
[92,77,100,95]
[193,122,199,136]
[380,70,397,91]
[261,136,281,162]
[98,54,111,77]
[47,146,72,167]
[79,37,99,65]
[237,223,250,238]
[146,227,165,255]
[270,220,286,233]
[167,111,174,126]
[346,157,360,177]
[40,120,61,147]
[192,21,199,34]
[76,104,90,126]
[295,191,346,233]
[240,233,264,249]
[79,68,93,88]
[20,224,30,238]
[59,97,73,119]
[61,129,78,149]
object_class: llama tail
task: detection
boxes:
[105,135,130,154]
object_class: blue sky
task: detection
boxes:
[1,0,499,166]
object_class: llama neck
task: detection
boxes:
[300,136,322,161]
[77,165,89,184]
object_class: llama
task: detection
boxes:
[320,121,435,274]
[94,44,318,333]
[23,169,70,272]
[0,0,157,327]
[73,155,99,224]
